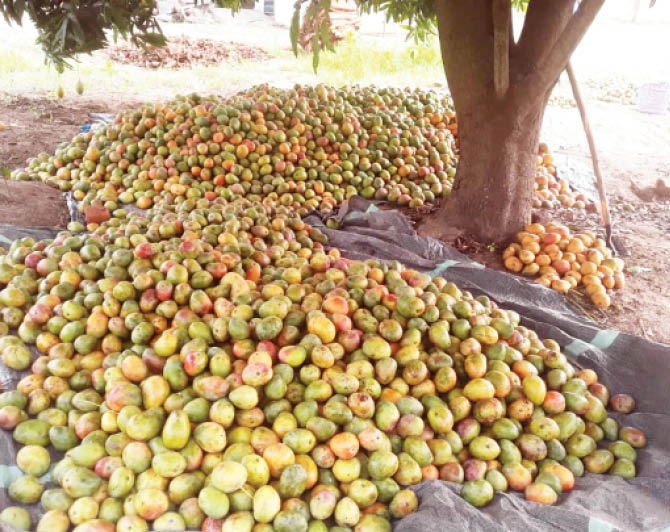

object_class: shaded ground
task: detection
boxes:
[0,180,69,227]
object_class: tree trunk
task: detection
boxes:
[421,0,603,243]
[419,0,549,243]
[423,94,547,243]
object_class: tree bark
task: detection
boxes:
[422,95,547,243]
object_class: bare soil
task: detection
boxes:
[0,179,69,227]
[106,37,272,69]
[0,96,134,171]
[540,102,670,345]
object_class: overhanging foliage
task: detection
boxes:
[0,0,165,69]
[276,0,530,71]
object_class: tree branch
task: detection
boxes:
[508,0,604,109]
[513,0,575,81]
[532,0,605,92]
[493,0,511,99]
[435,0,495,113]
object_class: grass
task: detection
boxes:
[0,47,277,102]
[282,35,446,87]
[0,24,446,103]
[0,49,34,73]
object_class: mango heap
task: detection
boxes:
[0,87,642,532]
[533,144,590,210]
[503,222,625,309]
[11,85,459,216]
[10,85,585,217]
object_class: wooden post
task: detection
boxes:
[493,0,510,99]
[566,61,616,250]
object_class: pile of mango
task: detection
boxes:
[10,85,585,218]
[11,86,459,217]
[0,87,643,532]
[502,223,625,309]
[0,190,644,532]
[533,144,589,211]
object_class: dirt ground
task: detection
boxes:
[0,179,70,227]
[107,37,272,69]
[0,96,136,170]
[539,102,670,345]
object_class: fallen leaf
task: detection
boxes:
[627,265,652,274]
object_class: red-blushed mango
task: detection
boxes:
[541,463,575,492]
[134,488,169,520]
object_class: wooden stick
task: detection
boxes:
[492,0,510,99]
[565,61,613,240]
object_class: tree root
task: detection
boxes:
[415,204,466,243]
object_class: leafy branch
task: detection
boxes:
[289,0,336,72]
[1,0,165,69]
[289,0,531,71]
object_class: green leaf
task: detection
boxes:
[216,0,243,13]
[290,3,301,57]
[319,21,334,53]
[68,13,86,46]
[1,0,17,23]
[511,0,529,12]
[55,16,69,52]
[110,9,131,35]
[312,31,320,73]
[14,0,25,21]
